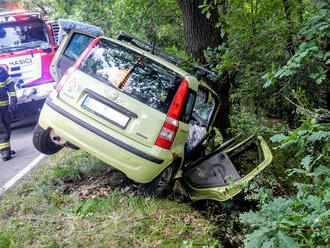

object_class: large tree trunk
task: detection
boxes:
[177,0,222,62]
[177,0,231,136]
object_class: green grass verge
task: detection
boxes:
[0,149,220,248]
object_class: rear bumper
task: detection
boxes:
[38,95,173,183]
[11,82,56,123]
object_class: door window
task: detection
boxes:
[64,33,94,61]
[180,90,196,124]
[192,88,216,127]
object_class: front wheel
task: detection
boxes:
[33,124,63,155]
[138,163,177,197]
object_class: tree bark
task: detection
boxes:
[176,0,222,62]
[177,0,231,136]
[283,0,295,55]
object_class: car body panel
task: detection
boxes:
[50,30,97,82]
[35,21,272,201]
[40,92,174,183]
[184,136,273,201]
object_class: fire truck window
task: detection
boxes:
[0,18,49,52]
[64,33,94,61]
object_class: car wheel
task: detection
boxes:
[138,163,177,197]
[33,124,63,155]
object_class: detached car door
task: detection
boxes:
[184,135,273,202]
[50,20,103,82]
[183,88,273,202]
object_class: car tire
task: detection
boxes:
[138,162,177,197]
[33,124,63,155]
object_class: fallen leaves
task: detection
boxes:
[78,187,109,199]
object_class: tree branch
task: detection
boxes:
[284,96,330,121]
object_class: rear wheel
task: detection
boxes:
[138,163,177,197]
[33,124,63,155]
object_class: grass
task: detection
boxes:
[0,149,221,248]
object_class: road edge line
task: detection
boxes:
[0,154,46,196]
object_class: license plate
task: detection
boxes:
[82,96,130,128]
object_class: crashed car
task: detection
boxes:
[33,20,272,201]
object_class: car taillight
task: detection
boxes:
[155,79,188,149]
[55,67,75,93]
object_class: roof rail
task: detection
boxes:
[116,31,214,78]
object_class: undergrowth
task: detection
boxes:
[0,149,220,248]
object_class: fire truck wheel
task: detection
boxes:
[33,124,63,155]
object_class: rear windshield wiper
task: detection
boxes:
[118,57,142,89]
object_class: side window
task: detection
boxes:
[192,88,216,127]
[180,90,196,124]
[64,33,94,61]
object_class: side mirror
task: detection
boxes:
[195,69,207,81]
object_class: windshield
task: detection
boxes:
[80,39,182,114]
[0,16,49,53]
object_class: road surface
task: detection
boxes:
[0,122,43,194]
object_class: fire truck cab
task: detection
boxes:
[0,9,58,122]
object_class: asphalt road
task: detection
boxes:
[0,121,41,191]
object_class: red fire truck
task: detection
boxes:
[0,9,58,122]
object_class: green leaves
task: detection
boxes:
[300,155,313,170]
[270,134,288,143]
[307,131,330,142]
[242,115,329,248]
[261,1,329,116]
[244,228,273,248]
[278,231,301,248]
[240,198,303,248]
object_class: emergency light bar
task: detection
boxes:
[0,9,26,16]
[0,10,42,23]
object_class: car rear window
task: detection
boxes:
[64,33,94,61]
[79,39,182,114]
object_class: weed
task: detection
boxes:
[0,148,220,247]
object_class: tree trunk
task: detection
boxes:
[177,0,231,136]
[176,0,222,62]
[283,0,295,55]
[326,38,330,110]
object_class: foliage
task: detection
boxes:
[264,2,329,87]
[201,0,329,122]
[240,119,330,247]
[239,2,330,246]
[263,1,330,112]
[18,0,183,49]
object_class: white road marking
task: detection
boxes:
[0,154,46,196]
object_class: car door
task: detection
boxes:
[182,87,273,202]
[183,134,272,202]
[50,22,102,82]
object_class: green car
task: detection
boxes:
[33,20,272,201]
